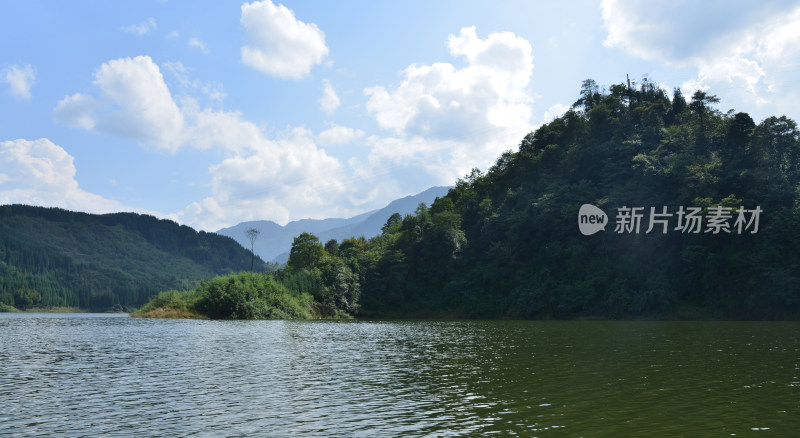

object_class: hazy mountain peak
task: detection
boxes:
[217,186,451,263]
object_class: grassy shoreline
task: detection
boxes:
[23,306,91,313]
[0,304,130,313]
[132,306,208,319]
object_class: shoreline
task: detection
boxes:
[0,305,129,314]
[4,303,799,321]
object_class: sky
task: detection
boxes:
[2,0,799,231]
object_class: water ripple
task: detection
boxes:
[1,315,799,436]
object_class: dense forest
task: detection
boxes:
[149,77,799,320]
[0,205,270,311]
[349,78,800,319]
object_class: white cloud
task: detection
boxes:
[543,103,569,122]
[0,138,126,213]
[121,18,157,37]
[53,56,365,229]
[188,37,210,54]
[1,64,36,100]
[54,57,261,156]
[319,79,340,114]
[240,0,329,79]
[680,56,767,103]
[317,124,364,146]
[93,56,185,149]
[175,127,351,230]
[364,26,535,181]
[601,0,790,63]
[53,93,98,130]
[54,56,185,151]
[55,46,517,230]
[601,0,800,119]
[165,30,179,40]
[359,135,465,186]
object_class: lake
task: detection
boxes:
[1,314,798,436]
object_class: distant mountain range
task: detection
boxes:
[217,186,452,263]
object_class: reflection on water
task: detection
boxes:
[1,314,798,436]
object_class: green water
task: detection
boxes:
[1,315,798,436]
[449,321,800,436]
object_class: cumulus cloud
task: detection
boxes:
[601,0,791,63]
[356,135,465,188]
[0,138,126,213]
[175,128,351,230]
[54,32,535,231]
[364,26,535,182]
[680,56,768,103]
[1,64,36,100]
[170,112,420,229]
[317,124,364,146]
[601,0,800,118]
[240,0,329,79]
[121,18,157,37]
[54,55,361,229]
[319,79,340,114]
[53,93,99,130]
[54,56,184,151]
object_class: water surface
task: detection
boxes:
[1,314,798,436]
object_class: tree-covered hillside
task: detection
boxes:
[242,78,798,320]
[0,205,269,311]
[355,78,799,319]
[137,77,800,320]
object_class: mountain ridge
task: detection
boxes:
[217,186,452,263]
[0,204,268,311]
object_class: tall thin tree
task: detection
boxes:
[244,227,261,271]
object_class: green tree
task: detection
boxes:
[319,257,361,314]
[287,232,325,271]
[574,78,601,111]
[753,116,800,183]
[689,90,720,139]
[324,239,339,257]
[382,213,403,235]
[726,112,755,151]
[14,287,41,309]
[720,112,756,193]
[665,88,687,126]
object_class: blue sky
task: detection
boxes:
[2,0,799,231]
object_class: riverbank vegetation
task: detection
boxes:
[0,302,18,312]
[132,271,337,319]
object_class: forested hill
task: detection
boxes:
[0,205,267,311]
[133,78,800,321]
[344,78,799,319]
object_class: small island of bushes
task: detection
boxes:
[133,232,361,319]
[132,269,355,319]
